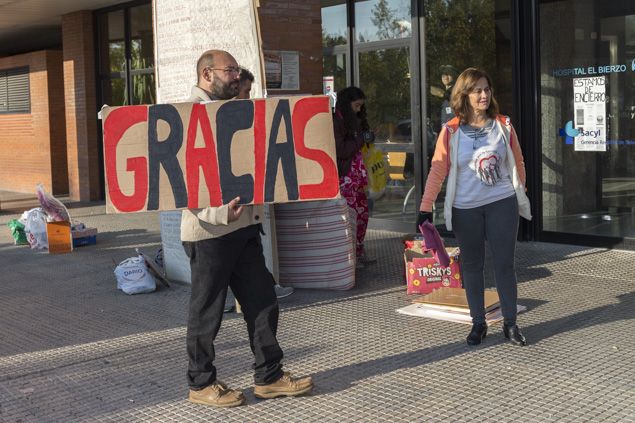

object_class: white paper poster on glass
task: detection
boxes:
[572,76,607,152]
[264,50,300,90]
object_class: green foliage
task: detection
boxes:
[425,0,496,77]
[359,47,411,135]
[322,29,347,48]
[424,0,497,128]
[359,0,412,138]
[321,0,499,137]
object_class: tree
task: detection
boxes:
[424,0,498,129]
[358,0,412,139]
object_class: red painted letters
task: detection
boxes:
[104,106,149,212]
[292,97,339,199]
[186,104,222,208]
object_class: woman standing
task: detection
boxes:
[417,68,532,346]
[333,86,376,267]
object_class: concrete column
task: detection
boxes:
[62,10,101,201]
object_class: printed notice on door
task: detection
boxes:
[264,50,300,90]
[573,76,607,152]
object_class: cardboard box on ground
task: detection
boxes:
[46,221,72,254]
[399,238,529,324]
[26,184,98,253]
[397,287,527,325]
[402,235,462,295]
[45,222,98,253]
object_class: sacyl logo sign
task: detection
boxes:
[558,121,579,145]
[578,128,601,137]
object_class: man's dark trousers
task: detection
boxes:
[183,224,284,389]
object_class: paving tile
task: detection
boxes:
[0,206,633,422]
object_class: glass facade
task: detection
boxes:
[539,0,635,242]
[320,0,514,226]
[423,0,513,228]
[95,1,155,198]
[96,1,155,107]
[322,1,349,92]
[87,0,635,248]
[322,0,418,223]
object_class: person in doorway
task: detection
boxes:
[417,67,532,347]
[439,65,459,124]
[431,65,459,125]
[333,86,376,268]
[182,49,313,408]
[236,67,254,99]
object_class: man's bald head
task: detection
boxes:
[195,49,240,100]
[196,50,219,82]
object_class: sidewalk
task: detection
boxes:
[0,204,633,422]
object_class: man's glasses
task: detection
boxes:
[207,66,241,75]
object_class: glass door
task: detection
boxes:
[354,0,415,221]
[320,0,514,226]
[422,0,514,229]
[97,9,127,106]
[97,2,155,107]
[321,0,418,223]
[539,0,635,243]
[322,0,350,92]
[95,1,155,198]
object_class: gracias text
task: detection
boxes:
[103,97,339,212]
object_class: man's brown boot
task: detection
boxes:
[253,372,313,399]
[188,381,245,407]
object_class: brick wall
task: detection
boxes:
[0,50,67,195]
[62,10,100,201]
[258,1,323,95]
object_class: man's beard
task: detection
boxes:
[211,79,239,100]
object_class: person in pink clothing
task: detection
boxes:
[333,86,377,268]
[417,68,532,347]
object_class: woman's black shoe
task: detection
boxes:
[466,323,488,346]
[503,324,527,346]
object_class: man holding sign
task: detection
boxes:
[182,50,313,408]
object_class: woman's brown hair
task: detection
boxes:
[450,67,499,124]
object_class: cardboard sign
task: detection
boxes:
[403,236,462,295]
[102,95,339,213]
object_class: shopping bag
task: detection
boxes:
[114,255,157,295]
[7,219,28,245]
[24,207,49,250]
[36,183,71,223]
[362,143,387,200]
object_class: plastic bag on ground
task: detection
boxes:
[7,219,28,245]
[36,183,71,223]
[114,255,157,294]
[24,208,48,249]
